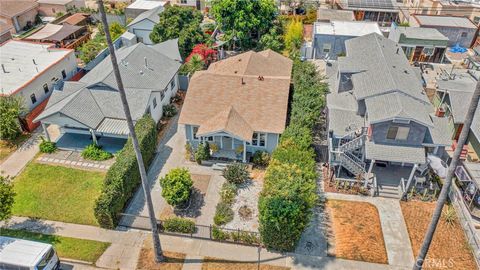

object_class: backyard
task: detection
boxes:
[12,163,104,226]
[0,229,110,263]
[326,199,388,264]
[0,133,31,162]
[401,201,477,270]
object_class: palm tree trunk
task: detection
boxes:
[413,80,480,269]
[96,0,164,263]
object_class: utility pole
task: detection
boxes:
[96,0,164,263]
[413,80,480,269]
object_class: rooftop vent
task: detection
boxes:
[241,77,245,85]
[258,75,264,81]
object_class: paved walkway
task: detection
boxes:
[2,216,406,270]
[37,150,113,171]
[324,192,415,268]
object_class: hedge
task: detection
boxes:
[258,59,327,251]
[162,217,195,234]
[94,115,157,228]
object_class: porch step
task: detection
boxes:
[212,163,229,171]
[378,185,401,199]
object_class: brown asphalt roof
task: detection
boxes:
[179,50,292,138]
[0,0,38,18]
[59,13,89,26]
[0,21,13,34]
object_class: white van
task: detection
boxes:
[0,236,60,270]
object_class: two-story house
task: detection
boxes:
[327,33,450,198]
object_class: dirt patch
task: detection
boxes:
[201,257,289,270]
[326,199,388,264]
[137,249,185,270]
[401,201,477,270]
[159,174,211,220]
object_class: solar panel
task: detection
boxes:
[347,0,395,10]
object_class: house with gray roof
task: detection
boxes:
[327,33,450,198]
[388,24,448,63]
[127,5,163,45]
[34,40,182,153]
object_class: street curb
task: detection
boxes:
[59,257,94,266]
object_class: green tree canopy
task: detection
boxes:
[211,0,277,50]
[0,175,15,221]
[258,21,284,52]
[0,96,25,140]
[160,168,193,206]
[150,6,206,58]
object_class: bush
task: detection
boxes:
[252,151,271,167]
[81,144,113,161]
[195,142,210,164]
[231,231,260,245]
[162,217,196,234]
[219,182,237,205]
[212,225,230,241]
[94,115,157,228]
[222,163,249,185]
[185,142,194,161]
[160,168,193,206]
[213,202,234,226]
[39,138,57,154]
[163,104,177,118]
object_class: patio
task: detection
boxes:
[55,133,127,153]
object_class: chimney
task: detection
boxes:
[1,64,8,73]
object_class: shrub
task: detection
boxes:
[252,151,271,167]
[222,163,249,185]
[195,142,210,164]
[163,104,177,118]
[231,231,260,245]
[81,144,113,161]
[210,143,219,154]
[162,217,196,234]
[94,115,157,228]
[213,202,234,226]
[160,168,193,206]
[39,138,57,153]
[212,225,230,241]
[185,142,194,161]
[219,182,237,205]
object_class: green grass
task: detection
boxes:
[13,163,105,226]
[0,229,110,262]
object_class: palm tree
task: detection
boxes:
[96,0,164,262]
[187,54,205,75]
[413,81,480,269]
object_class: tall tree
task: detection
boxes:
[0,175,15,222]
[284,18,303,56]
[413,82,480,269]
[96,0,164,262]
[150,6,206,58]
[0,96,25,140]
[211,0,277,50]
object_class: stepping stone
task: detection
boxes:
[59,160,66,164]
[47,158,54,162]
[65,161,71,164]
[53,159,60,163]
[94,164,100,168]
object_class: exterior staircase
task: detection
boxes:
[377,185,402,199]
[334,128,367,177]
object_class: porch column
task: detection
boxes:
[220,136,223,148]
[405,164,418,194]
[42,122,51,142]
[90,129,97,145]
[364,159,375,188]
[243,141,247,163]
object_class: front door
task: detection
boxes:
[222,136,233,150]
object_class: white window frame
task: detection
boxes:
[153,97,157,108]
[386,126,410,141]
[170,78,176,90]
[251,132,267,147]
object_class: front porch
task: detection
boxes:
[54,132,127,154]
[191,133,250,162]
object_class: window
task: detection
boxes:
[386,126,410,140]
[43,83,49,93]
[170,79,176,90]
[192,126,199,140]
[153,97,157,108]
[252,132,266,147]
[322,43,331,54]
[181,0,187,3]
[61,70,66,79]
[30,93,37,104]
[205,136,214,141]
[36,248,55,270]
[461,32,468,38]
[474,16,480,25]
[161,88,166,100]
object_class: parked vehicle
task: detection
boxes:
[0,236,60,270]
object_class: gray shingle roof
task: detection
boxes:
[397,27,448,41]
[127,5,163,27]
[35,41,181,131]
[365,141,426,164]
[414,15,477,29]
[151,38,182,62]
[429,115,452,146]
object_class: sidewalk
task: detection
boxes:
[2,216,407,270]
[324,192,415,268]
[0,129,42,177]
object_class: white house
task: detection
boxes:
[0,40,77,112]
[127,5,163,45]
[125,0,168,19]
[34,39,182,152]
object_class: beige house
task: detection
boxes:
[37,0,86,17]
[0,0,39,33]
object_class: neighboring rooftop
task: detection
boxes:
[314,21,382,37]
[396,26,449,41]
[0,21,13,34]
[338,0,398,11]
[37,0,74,4]
[126,0,167,10]
[128,5,163,26]
[317,8,355,22]
[35,41,182,133]
[413,15,477,28]
[26,23,84,42]
[0,0,38,18]
[59,13,89,25]
[0,40,73,95]
[179,50,293,140]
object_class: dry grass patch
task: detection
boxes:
[401,201,476,270]
[201,257,289,270]
[137,240,185,270]
[326,199,388,264]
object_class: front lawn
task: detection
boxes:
[0,133,31,162]
[0,229,110,262]
[12,163,105,226]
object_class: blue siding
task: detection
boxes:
[371,120,428,146]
